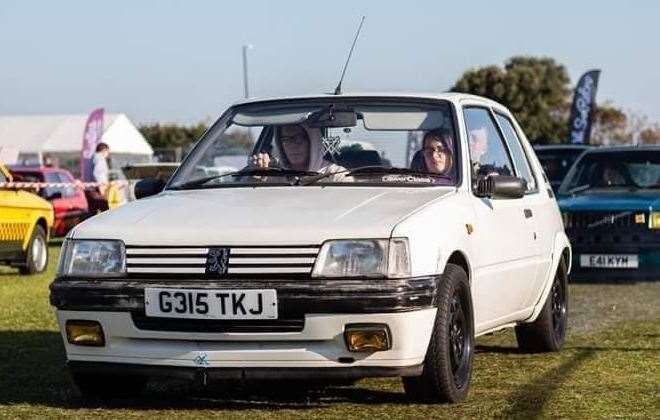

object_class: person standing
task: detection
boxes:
[87,143,110,213]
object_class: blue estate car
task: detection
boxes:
[557,146,660,280]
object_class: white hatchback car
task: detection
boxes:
[51,93,571,403]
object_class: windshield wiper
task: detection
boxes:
[300,165,451,186]
[170,167,319,190]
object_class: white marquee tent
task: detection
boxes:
[0,113,153,175]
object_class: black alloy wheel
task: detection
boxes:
[515,259,568,353]
[402,263,474,403]
[448,292,471,390]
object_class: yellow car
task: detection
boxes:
[0,163,54,274]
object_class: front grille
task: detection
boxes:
[563,211,644,230]
[125,245,319,279]
[131,312,305,333]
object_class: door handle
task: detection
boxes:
[524,209,533,218]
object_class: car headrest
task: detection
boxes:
[410,150,427,172]
[334,149,383,169]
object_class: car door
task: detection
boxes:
[0,169,25,258]
[43,172,67,232]
[57,171,87,232]
[462,105,540,330]
[493,110,549,308]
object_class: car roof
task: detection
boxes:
[231,92,503,108]
[580,145,660,155]
[533,144,593,150]
[8,165,65,173]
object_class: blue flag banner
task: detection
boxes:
[568,70,600,144]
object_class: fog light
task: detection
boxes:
[344,324,391,352]
[65,320,105,347]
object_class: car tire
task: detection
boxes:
[515,259,568,353]
[402,263,474,403]
[18,225,48,275]
[71,371,147,399]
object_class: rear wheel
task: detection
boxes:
[402,263,474,403]
[515,260,568,352]
[18,225,48,275]
[71,371,147,399]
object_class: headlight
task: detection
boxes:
[57,239,126,277]
[650,212,660,229]
[312,238,410,278]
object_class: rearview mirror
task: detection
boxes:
[135,177,166,200]
[475,175,526,199]
[306,107,357,128]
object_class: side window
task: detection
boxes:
[57,173,76,198]
[463,107,515,180]
[495,113,537,191]
[44,172,64,199]
[0,171,6,183]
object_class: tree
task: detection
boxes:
[590,103,628,144]
[451,56,571,143]
[639,126,660,144]
[138,122,209,149]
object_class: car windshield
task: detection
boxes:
[168,99,458,189]
[560,150,660,193]
[536,149,586,184]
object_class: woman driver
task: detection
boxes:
[249,124,346,180]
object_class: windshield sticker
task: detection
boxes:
[321,135,342,155]
[381,174,434,183]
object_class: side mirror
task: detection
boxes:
[475,175,526,199]
[134,177,166,200]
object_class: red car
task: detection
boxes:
[9,167,89,237]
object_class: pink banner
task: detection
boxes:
[80,108,104,181]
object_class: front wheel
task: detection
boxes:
[515,260,568,353]
[402,263,474,403]
[18,225,48,275]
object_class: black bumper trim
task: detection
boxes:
[67,361,423,381]
[50,276,439,314]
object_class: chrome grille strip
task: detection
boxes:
[125,245,319,276]
[126,248,209,255]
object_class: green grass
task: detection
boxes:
[0,245,658,419]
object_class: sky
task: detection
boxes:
[1,0,659,125]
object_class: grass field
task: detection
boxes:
[1,245,658,419]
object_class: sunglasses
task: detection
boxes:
[423,146,448,156]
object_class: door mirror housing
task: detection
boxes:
[475,175,526,199]
[134,177,166,200]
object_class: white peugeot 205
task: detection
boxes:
[51,93,571,403]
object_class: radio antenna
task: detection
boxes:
[333,16,365,95]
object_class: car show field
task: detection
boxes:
[0,244,657,419]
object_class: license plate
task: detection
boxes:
[144,288,278,320]
[579,254,639,269]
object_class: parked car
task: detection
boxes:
[557,146,660,280]
[9,166,89,237]
[534,144,592,192]
[50,93,571,403]
[0,162,53,274]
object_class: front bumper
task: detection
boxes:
[68,361,423,381]
[51,276,439,375]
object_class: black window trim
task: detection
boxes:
[462,105,517,196]
[491,110,540,195]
